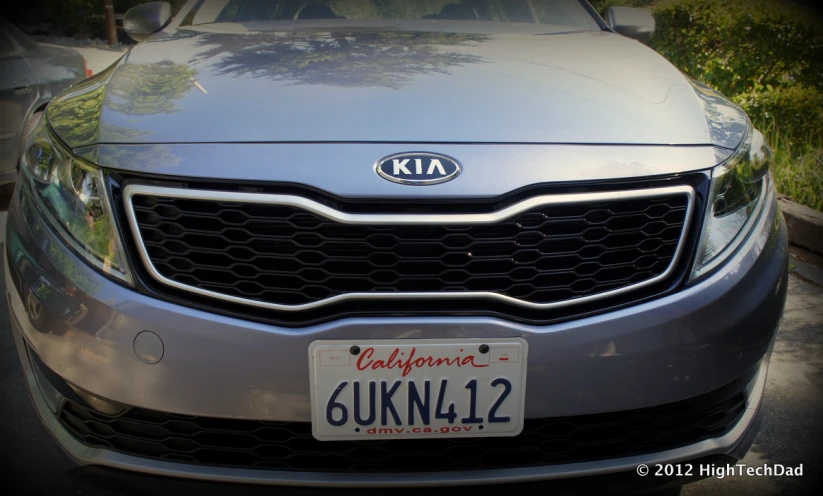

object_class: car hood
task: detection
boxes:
[47,21,747,149]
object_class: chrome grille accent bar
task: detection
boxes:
[123,184,695,312]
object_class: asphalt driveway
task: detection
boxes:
[1,227,821,494]
[40,43,126,75]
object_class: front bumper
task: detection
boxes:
[5,176,788,487]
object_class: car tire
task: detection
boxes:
[19,110,44,157]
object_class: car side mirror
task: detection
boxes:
[605,6,655,42]
[123,2,172,42]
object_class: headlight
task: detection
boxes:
[691,128,773,280]
[20,121,132,284]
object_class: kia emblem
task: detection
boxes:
[375,153,461,185]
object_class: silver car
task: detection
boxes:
[0,18,89,185]
[5,0,787,492]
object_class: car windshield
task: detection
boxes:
[181,0,602,30]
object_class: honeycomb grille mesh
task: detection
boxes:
[59,388,745,472]
[130,192,689,308]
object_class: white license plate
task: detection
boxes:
[308,338,528,441]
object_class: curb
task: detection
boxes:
[778,195,823,257]
[790,253,823,287]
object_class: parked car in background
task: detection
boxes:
[6,0,788,493]
[0,17,89,185]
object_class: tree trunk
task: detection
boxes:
[104,0,117,46]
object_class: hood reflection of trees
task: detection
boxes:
[47,72,111,146]
[46,28,490,146]
[190,30,488,89]
[106,61,199,115]
[47,61,197,145]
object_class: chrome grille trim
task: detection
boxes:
[123,184,695,312]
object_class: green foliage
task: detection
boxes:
[766,123,823,211]
[647,0,823,210]
[737,84,823,139]
[599,0,823,210]
[649,0,823,98]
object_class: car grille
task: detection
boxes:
[127,186,691,311]
[59,386,746,473]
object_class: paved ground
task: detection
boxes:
[0,203,821,494]
[41,43,126,75]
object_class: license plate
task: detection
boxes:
[308,338,528,441]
